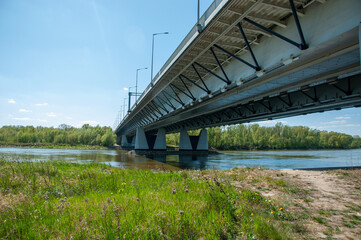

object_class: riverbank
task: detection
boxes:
[0,142,108,150]
[0,159,359,239]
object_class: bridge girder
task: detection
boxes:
[115,0,361,137]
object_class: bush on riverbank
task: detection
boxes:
[0,159,302,239]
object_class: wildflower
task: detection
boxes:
[85,198,88,203]
[270,211,273,214]
[251,213,253,216]
[179,210,184,215]
[172,189,176,194]
[136,198,139,202]
[279,208,283,211]
[255,193,258,195]
[185,189,189,193]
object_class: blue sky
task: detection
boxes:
[0,0,360,136]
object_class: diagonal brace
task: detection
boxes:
[237,22,261,70]
[180,74,209,94]
[243,17,307,50]
[191,64,211,94]
[214,44,259,71]
[194,61,230,84]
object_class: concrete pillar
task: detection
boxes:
[196,128,208,150]
[179,129,192,150]
[130,136,136,147]
[153,128,166,150]
[135,127,149,150]
[121,135,129,147]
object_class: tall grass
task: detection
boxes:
[0,158,297,239]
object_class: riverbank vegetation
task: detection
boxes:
[167,123,361,150]
[1,158,360,239]
[0,124,116,147]
[0,159,313,239]
[1,123,360,150]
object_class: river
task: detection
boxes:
[1,147,360,170]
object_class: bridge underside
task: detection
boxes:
[115,0,361,147]
[123,27,361,136]
[164,72,361,132]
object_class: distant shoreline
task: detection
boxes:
[0,143,108,150]
[1,143,360,152]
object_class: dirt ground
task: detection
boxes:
[230,168,361,239]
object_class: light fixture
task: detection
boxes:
[236,81,243,86]
[283,56,299,66]
[256,71,265,77]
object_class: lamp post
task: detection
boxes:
[136,67,147,103]
[123,98,127,117]
[197,0,203,33]
[150,32,169,87]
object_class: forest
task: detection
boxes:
[167,123,361,150]
[0,124,116,147]
[0,123,360,150]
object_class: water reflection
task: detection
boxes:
[0,148,179,170]
[0,147,360,170]
[145,149,361,170]
[146,154,210,170]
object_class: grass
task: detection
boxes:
[0,158,306,239]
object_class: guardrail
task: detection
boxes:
[116,0,228,132]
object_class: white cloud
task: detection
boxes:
[12,117,47,123]
[344,124,361,127]
[123,88,128,91]
[47,112,56,117]
[13,117,31,121]
[335,116,351,120]
[321,120,347,125]
[35,103,48,106]
[80,120,99,126]
[19,108,31,113]
[250,120,288,126]
[8,99,16,104]
[37,119,48,123]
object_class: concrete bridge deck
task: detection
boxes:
[115,0,361,150]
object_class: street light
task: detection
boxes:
[136,67,147,104]
[123,98,127,117]
[150,32,169,87]
[197,0,202,32]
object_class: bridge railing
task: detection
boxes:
[134,0,227,108]
[116,0,228,132]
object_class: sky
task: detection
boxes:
[0,0,360,136]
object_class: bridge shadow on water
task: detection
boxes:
[145,154,212,170]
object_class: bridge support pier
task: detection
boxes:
[179,129,193,150]
[153,128,166,150]
[179,128,208,151]
[121,135,130,148]
[135,127,149,150]
[196,129,208,151]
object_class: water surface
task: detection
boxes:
[0,147,360,170]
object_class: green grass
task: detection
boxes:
[0,158,304,239]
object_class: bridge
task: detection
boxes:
[115,0,361,151]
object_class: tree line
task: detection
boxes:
[0,124,116,147]
[167,123,361,150]
[1,123,360,150]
